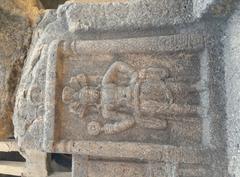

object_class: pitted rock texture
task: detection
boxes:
[13,9,58,148]
[0,0,40,139]
[12,0,239,177]
[63,0,194,33]
[224,3,240,176]
[13,0,202,150]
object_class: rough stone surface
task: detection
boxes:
[13,0,203,150]
[10,0,240,177]
[193,0,214,17]
[21,150,48,177]
[63,0,194,33]
[0,0,41,139]
[13,9,58,149]
[223,3,240,176]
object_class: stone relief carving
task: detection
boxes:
[62,73,99,118]
[13,44,47,148]
[10,0,234,175]
[62,61,199,136]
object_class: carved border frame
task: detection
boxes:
[43,33,207,162]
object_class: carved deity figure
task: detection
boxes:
[63,61,198,136]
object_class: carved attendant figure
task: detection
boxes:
[62,73,100,119]
[100,61,173,135]
[100,62,138,135]
[63,61,198,136]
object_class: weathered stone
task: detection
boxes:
[223,3,240,176]
[13,9,58,149]
[0,0,42,139]
[43,35,204,149]
[63,0,194,33]
[73,155,174,177]
[21,150,49,177]
[12,0,240,176]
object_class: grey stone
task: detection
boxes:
[0,0,33,139]
[12,0,240,176]
[62,0,194,33]
[223,2,240,176]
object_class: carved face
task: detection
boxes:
[79,87,100,105]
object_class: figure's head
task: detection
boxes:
[79,87,100,105]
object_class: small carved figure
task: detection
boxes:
[100,61,173,135]
[62,73,100,119]
[63,61,197,136]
